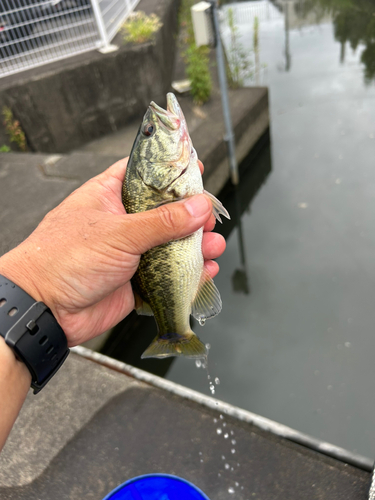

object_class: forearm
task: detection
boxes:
[0,337,31,452]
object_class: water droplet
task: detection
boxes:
[199,451,202,455]
[230,430,234,435]
[231,439,236,445]
[235,482,239,487]
[231,467,234,471]
[225,463,230,470]
[199,318,206,326]
[224,433,229,439]
[220,415,224,420]
[228,487,235,494]
[241,485,244,490]
[195,360,202,368]
[345,342,351,348]
[215,377,220,385]
[201,362,206,369]
[217,428,222,435]
[213,418,217,423]
[223,422,227,427]
[221,455,225,460]
[237,463,240,467]
[200,459,203,463]
[218,473,221,477]
[231,448,236,454]
[205,343,211,349]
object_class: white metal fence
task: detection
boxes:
[220,0,283,26]
[0,0,139,78]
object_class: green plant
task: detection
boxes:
[0,144,10,152]
[2,106,27,151]
[186,44,212,105]
[121,11,162,44]
[179,0,212,104]
[226,7,253,87]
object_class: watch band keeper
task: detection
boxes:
[5,302,69,394]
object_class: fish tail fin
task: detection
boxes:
[141,332,207,359]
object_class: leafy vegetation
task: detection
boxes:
[2,106,27,152]
[179,0,212,104]
[0,145,10,152]
[226,7,253,88]
[121,11,162,44]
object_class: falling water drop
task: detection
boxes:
[230,430,234,435]
[224,433,229,439]
[228,487,235,494]
[218,473,221,477]
[220,415,224,420]
[221,455,225,460]
[195,360,202,368]
[223,422,227,427]
[225,463,230,470]
[235,482,239,487]
[205,343,211,350]
[231,449,236,454]
[217,428,222,435]
[231,439,236,445]
[215,377,220,385]
[213,418,217,423]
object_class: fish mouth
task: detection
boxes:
[149,97,180,131]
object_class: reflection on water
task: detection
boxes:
[168,0,375,458]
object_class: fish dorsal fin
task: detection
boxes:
[204,190,231,223]
[192,268,222,322]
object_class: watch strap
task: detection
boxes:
[0,275,69,394]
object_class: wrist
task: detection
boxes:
[0,244,49,307]
[0,337,31,451]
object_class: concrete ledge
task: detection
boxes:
[0,0,180,153]
[0,350,371,499]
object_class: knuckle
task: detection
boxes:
[157,205,179,233]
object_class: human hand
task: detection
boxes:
[0,158,226,347]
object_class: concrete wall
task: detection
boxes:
[0,0,180,153]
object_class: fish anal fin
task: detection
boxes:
[192,268,222,322]
[204,190,230,223]
[134,293,154,316]
[141,332,207,359]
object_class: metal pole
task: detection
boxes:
[210,0,239,185]
[90,0,110,49]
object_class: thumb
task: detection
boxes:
[119,194,212,254]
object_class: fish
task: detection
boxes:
[122,93,230,359]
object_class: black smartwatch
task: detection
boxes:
[0,274,69,394]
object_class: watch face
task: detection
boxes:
[102,474,210,500]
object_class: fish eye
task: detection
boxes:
[143,123,154,137]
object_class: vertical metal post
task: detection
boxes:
[210,0,239,185]
[91,0,110,49]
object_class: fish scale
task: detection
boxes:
[122,93,230,359]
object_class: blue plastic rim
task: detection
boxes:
[102,474,211,500]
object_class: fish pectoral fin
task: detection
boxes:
[204,190,231,223]
[134,293,154,316]
[192,268,222,322]
[141,332,207,359]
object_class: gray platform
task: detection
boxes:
[0,351,371,499]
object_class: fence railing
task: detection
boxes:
[0,0,139,78]
[220,0,283,25]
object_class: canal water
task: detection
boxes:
[166,0,375,459]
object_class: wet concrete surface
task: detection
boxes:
[0,353,371,499]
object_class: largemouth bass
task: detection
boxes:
[122,93,229,359]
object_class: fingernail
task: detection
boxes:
[184,195,210,217]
